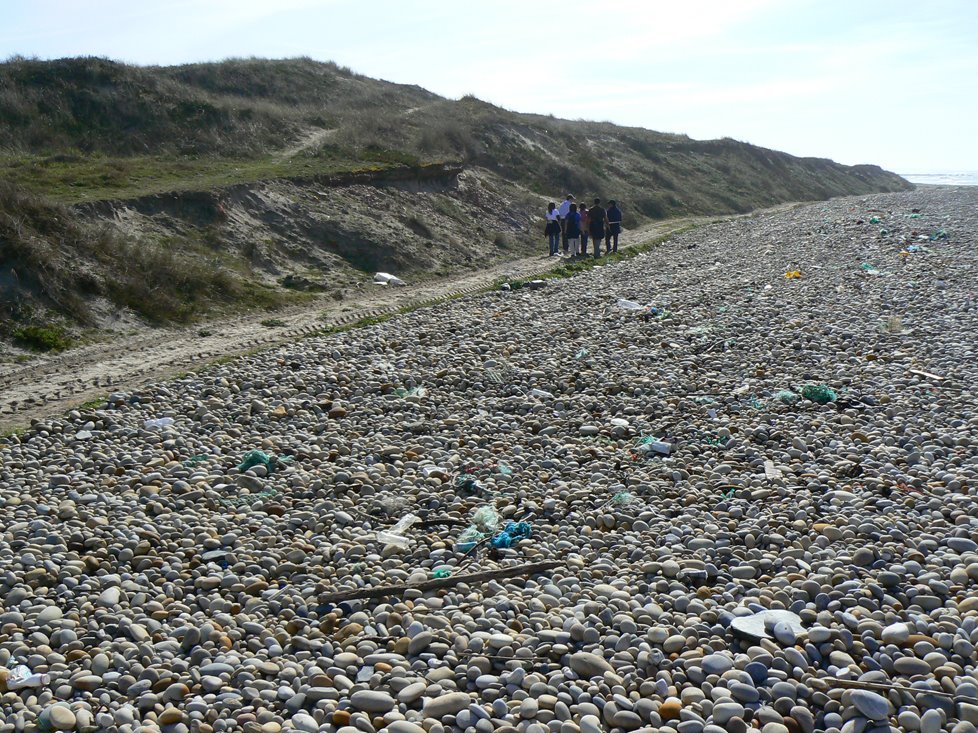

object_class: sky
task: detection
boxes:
[1,0,976,173]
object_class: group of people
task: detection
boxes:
[544,195,623,258]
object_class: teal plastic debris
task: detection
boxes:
[183,454,210,467]
[612,491,635,506]
[774,390,801,405]
[869,216,881,224]
[801,384,837,404]
[930,229,949,241]
[575,348,589,359]
[237,450,293,473]
[220,488,278,508]
[432,568,452,579]
[455,526,485,553]
[490,521,533,549]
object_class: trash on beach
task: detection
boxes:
[376,513,421,549]
[764,460,783,480]
[237,450,293,473]
[784,270,802,279]
[144,417,174,429]
[880,315,903,334]
[455,525,485,553]
[529,388,554,399]
[930,229,949,241]
[801,384,837,404]
[394,386,427,400]
[575,348,589,359]
[491,521,533,548]
[869,216,881,225]
[617,299,645,310]
[183,454,211,467]
[472,505,500,534]
[528,279,547,290]
[730,609,806,642]
[432,568,452,578]
[219,488,278,508]
[612,491,635,506]
[374,272,407,287]
[3,665,50,690]
[860,263,885,276]
[500,283,511,291]
[909,213,921,219]
[774,389,801,405]
[632,436,672,459]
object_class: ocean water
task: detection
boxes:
[900,171,978,186]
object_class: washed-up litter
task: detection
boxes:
[220,488,278,508]
[801,384,837,404]
[575,348,589,359]
[432,568,452,578]
[869,216,881,224]
[3,665,50,690]
[930,229,949,241]
[394,386,427,399]
[144,417,174,429]
[631,435,672,459]
[472,505,500,534]
[617,299,645,310]
[784,270,802,279]
[774,389,801,405]
[237,450,293,473]
[491,521,533,548]
[529,388,554,399]
[183,454,210,467]
[376,513,421,549]
[373,272,406,286]
[730,609,806,642]
[764,460,783,480]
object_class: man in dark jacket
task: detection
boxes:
[605,200,622,253]
[588,198,606,259]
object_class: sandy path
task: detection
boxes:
[0,214,740,431]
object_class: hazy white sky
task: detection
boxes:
[2,0,976,172]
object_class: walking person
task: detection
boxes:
[545,202,561,256]
[557,194,574,255]
[588,198,606,259]
[580,203,590,256]
[605,199,622,254]
[564,203,581,257]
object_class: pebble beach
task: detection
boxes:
[1,185,977,733]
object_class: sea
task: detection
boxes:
[900,171,978,186]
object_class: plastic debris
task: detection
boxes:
[183,454,210,467]
[432,568,452,579]
[472,506,500,534]
[575,348,589,359]
[455,525,485,552]
[764,460,783,480]
[632,436,672,459]
[617,299,645,310]
[491,521,533,548]
[930,229,949,241]
[373,272,407,286]
[784,270,802,279]
[237,450,293,473]
[394,386,427,399]
[909,213,921,219]
[774,389,801,405]
[144,417,174,429]
[730,609,806,642]
[529,388,554,399]
[5,665,49,690]
[869,216,881,224]
[376,513,421,549]
[219,488,278,508]
[801,384,837,404]
[611,491,635,506]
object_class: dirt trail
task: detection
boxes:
[0,213,750,431]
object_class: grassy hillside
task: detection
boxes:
[0,56,910,347]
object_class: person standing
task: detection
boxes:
[605,199,622,254]
[557,194,574,254]
[564,203,581,257]
[588,198,606,259]
[545,202,561,256]
[580,203,590,256]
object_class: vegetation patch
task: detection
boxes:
[11,324,71,352]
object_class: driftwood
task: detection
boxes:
[318,560,562,604]
[816,677,978,705]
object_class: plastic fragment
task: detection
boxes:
[376,513,421,549]
[144,417,174,429]
[774,390,800,405]
[237,450,292,473]
[801,384,837,404]
[432,568,452,579]
[784,270,802,279]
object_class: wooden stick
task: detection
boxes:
[816,677,978,704]
[317,560,563,604]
